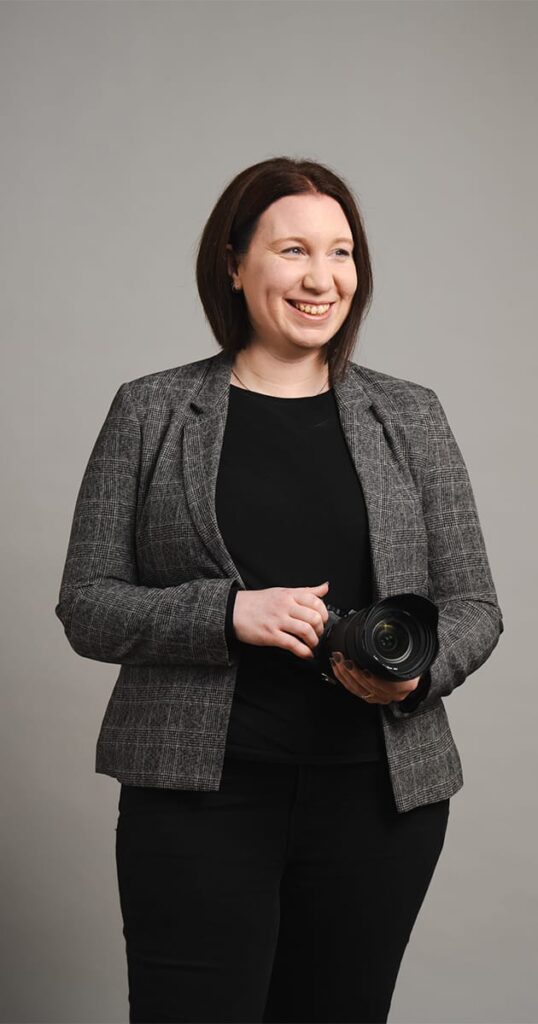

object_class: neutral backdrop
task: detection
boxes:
[1,2,535,1023]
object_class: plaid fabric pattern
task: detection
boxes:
[55,349,504,812]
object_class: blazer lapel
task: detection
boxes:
[182,349,426,602]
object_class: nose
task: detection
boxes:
[302,263,336,293]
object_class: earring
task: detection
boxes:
[231,281,241,292]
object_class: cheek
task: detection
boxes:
[270,267,296,296]
[253,285,286,316]
[342,265,358,296]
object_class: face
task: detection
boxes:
[226,193,357,356]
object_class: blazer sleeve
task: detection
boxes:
[54,382,241,668]
[224,582,241,656]
[388,387,504,718]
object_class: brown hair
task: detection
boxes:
[194,156,373,384]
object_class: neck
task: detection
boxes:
[232,346,329,398]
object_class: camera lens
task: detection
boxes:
[372,617,412,663]
[318,593,439,685]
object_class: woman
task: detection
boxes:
[55,156,504,1024]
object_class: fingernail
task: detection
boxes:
[344,659,353,670]
[332,652,343,663]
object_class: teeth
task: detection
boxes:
[291,301,331,315]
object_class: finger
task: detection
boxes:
[339,673,390,704]
[340,663,393,705]
[275,629,316,660]
[331,656,402,705]
[295,591,330,626]
[287,607,325,641]
[330,660,381,701]
[347,666,420,702]
[338,659,376,694]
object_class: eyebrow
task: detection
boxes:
[273,236,354,247]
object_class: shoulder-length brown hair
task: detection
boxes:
[195,156,373,384]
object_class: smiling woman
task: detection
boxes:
[56,155,503,1024]
[219,189,360,396]
[195,155,373,392]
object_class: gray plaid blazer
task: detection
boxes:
[55,348,504,813]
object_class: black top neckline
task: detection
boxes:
[230,383,333,402]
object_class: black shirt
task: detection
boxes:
[215,383,386,763]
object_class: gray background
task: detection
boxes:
[1,2,535,1022]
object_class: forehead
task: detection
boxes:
[257,193,351,239]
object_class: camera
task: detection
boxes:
[307,592,439,686]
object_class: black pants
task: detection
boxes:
[115,750,450,1024]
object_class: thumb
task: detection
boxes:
[306,581,330,590]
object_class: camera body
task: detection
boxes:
[310,593,439,687]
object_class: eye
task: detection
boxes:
[282,247,352,257]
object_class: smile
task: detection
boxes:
[285,299,335,321]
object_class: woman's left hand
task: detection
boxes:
[329,652,421,705]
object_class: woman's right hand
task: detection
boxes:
[232,581,330,659]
